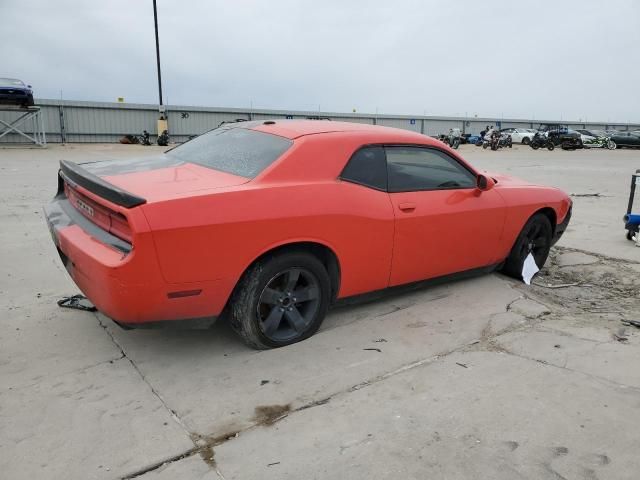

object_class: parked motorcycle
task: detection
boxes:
[498,133,512,149]
[530,132,555,151]
[482,131,500,151]
[583,136,616,150]
[157,129,170,146]
[140,130,152,146]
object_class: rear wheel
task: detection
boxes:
[607,140,617,150]
[547,142,555,151]
[502,214,553,280]
[522,137,531,145]
[228,251,331,349]
[531,142,539,150]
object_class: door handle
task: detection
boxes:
[398,202,416,212]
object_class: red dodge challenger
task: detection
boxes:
[45,120,571,348]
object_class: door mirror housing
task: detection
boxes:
[476,174,495,192]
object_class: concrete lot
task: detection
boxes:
[1,143,639,479]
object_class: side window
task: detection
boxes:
[340,146,387,191]
[386,146,476,193]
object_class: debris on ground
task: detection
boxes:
[532,281,582,289]
[521,253,539,285]
[57,294,97,312]
[613,333,628,343]
[519,248,640,341]
[363,348,382,353]
[621,319,640,329]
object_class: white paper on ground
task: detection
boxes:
[522,253,539,285]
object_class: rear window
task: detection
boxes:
[167,127,292,178]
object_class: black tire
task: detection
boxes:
[23,94,34,107]
[502,214,553,280]
[483,143,488,149]
[547,142,555,151]
[627,230,635,241]
[228,251,331,349]
[531,142,539,150]
[522,137,531,145]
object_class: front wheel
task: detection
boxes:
[547,142,555,151]
[607,140,617,150]
[531,142,540,150]
[228,251,331,349]
[501,213,553,280]
[483,143,488,149]
[453,138,460,149]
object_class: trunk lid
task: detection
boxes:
[75,155,250,204]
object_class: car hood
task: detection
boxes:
[78,155,250,203]
[486,172,538,187]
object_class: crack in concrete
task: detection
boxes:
[95,313,191,434]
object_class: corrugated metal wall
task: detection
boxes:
[1,99,639,144]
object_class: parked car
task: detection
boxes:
[576,129,603,138]
[44,120,571,349]
[571,129,595,144]
[500,128,537,145]
[609,131,640,148]
[537,124,582,149]
[0,77,34,107]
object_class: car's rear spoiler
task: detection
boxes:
[58,160,147,208]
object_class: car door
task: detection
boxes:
[614,132,630,146]
[511,129,523,142]
[386,145,507,286]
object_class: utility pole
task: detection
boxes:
[153,0,163,108]
[152,0,168,136]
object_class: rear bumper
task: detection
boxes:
[551,206,572,245]
[44,197,225,326]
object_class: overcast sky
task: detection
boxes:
[1,0,639,122]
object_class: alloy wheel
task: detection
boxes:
[257,267,321,342]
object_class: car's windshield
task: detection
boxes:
[0,78,25,87]
[166,126,293,179]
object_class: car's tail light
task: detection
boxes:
[108,211,132,243]
[64,182,133,244]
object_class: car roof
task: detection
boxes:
[237,119,433,143]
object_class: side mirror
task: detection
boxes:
[476,174,494,192]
